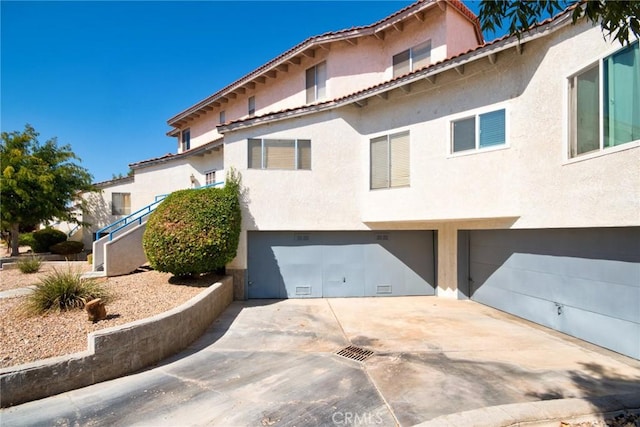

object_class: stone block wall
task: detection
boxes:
[0,276,233,407]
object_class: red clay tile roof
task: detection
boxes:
[217,5,576,132]
[130,137,223,169]
[167,0,482,128]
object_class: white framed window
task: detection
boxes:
[451,108,506,154]
[248,138,311,170]
[219,110,225,124]
[370,131,410,189]
[205,170,216,185]
[248,96,255,117]
[568,40,639,158]
[393,40,431,78]
[181,128,191,151]
[111,193,131,215]
[306,61,327,103]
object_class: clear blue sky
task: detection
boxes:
[1,1,499,183]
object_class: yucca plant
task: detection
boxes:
[25,268,111,314]
[16,255,43,274]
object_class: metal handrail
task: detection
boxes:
[94,181,225,241]
[94,197,165,241]
[67,224,80,237]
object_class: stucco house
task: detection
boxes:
[84,0,639,360]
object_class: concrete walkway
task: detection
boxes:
[1,297,639,426]
[0,286,34,299]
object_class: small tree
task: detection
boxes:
[1,125,96,256]
[478,1,640,46]
[143,170,242,277]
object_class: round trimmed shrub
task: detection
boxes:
[143,171,242,276]
[31,228,67,253]
[50,240,84,256]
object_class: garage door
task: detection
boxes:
[248,231,435,299]
[465,228,640,359]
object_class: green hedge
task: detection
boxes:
[142,170,242,276]
[31,228,67,253]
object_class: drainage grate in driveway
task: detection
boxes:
[336,345,374,362]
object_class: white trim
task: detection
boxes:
[204,169,217,185]
[563,140,640,165]
[446,102,510,157]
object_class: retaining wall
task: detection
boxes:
[0,276,233,407]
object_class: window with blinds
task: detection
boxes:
[248,138,311,170]
[393,40,431,78]
[370,131,410,189]
[451,108,506,153]
[111,192,131,215]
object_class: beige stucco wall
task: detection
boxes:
[223,111,366,231]
[85,150,223,246]
[185,118,222,151]
[221,21,640,295]
[444,5,482,57]
[83,178,137,238]
[358,22,640,230]
[130,150,224,208]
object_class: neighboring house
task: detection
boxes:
[84,0,639,360]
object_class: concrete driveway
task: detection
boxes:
[2,297,639,426]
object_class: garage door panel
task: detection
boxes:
[475,254,639,324]
[365,245,405,296]
[365,240,435,297]
[323,264,366,297]
[472,285,559,331]
[507,254,640,287]
[559,306,640,360]
[279,263,323,298]
[248,242,284,299]
[557,278,640,323]
[470,227,640,359]
[469,242,512,267]
[248,231,435,299]
[403,267,435,296]
[470,262,521,293]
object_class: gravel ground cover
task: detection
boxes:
[0,262,219,368]
[563,413,640,426]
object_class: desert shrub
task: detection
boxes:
[17,255,43,274]
[31,228,67,253]
[143,169,242,276]
[25,268,110,314]
[50,240,84,256]
[18,232,36,249]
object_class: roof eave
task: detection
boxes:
[167,0,466,128]
[130,137,224,169]
[217,11,574,133]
